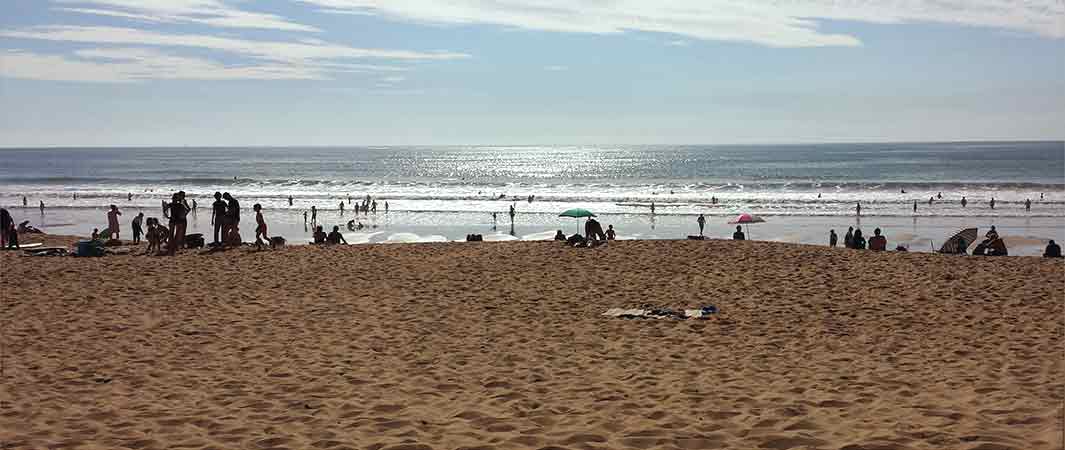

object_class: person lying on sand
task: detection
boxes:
[327,226,347,245]
[17,221,42,234]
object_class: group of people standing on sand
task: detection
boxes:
[211,192,253,248]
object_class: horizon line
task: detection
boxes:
[1,139,1063,150]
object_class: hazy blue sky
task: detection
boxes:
[1,1,1062,146]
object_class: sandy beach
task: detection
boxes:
[2,237,1062,450]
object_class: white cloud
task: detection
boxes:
[0,26,471,62]
[54,0,318,32]
[296,0,1064,47]
[0,25,468,82]
[1,48,326,82]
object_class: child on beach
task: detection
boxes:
[145,220,159,254]
[91,228,100,241]
[253,204,267,250]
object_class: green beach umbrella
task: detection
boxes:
[559,208,596,234]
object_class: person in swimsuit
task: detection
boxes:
[606,224,616,240]
[697,214,706,236]
[253,204,268,250]
[223,192,240,244]
[132,212,144,244]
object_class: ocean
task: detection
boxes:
[2,141,1063,254]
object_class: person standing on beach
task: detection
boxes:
[844,227,854,248]
[39,200,44,214]
[127,192,133,201]
[211,192,227,245]
[509,204,515,223]
[311,205,318,224]
[855,202,861,216]
[650,202,656,215]
[132,212,144,244]
[371,200,377,213]
[288,196,294,206]
[23,196,27,207]
[107,205,122,240]
[167,192,189,255]
[989,198,995,209]
[223,192,240,244]
[253,204,268,250]
[385,201,389,214]
[0,208,11,248]
[1025,198,1031,212]
[829,229,838,247]
[303,211,307,225]
[697,214,706,236]
[339,201,345,215]
[961,196,968,207]
[913,201,917,213]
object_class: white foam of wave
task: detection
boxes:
[342,231,385,244]
[376,232,449,243]
[520,230,558,241]
[483,233,520,241]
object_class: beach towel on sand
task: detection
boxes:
[603,306,716,320]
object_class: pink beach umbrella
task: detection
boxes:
[727,213,766,239]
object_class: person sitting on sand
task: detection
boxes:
[852,228,866,250]
[91,228,100,241]
[327,226,347,245]
[553,230,566,241]
[733,225,745,241]
[829,229,838,247]
[987,238,1008,256]
[985,226,999,241]
[606,224,616,240]
[347,219,356,231]
[107,205,122,241]
[253,204,268,250]
[1044,240,1062,258]
[844,227,853,248]
[313,225,327,244]
[868,228,887,251]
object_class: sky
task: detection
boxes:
[1,0,1063,147]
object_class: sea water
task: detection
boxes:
[1,142,1062,254]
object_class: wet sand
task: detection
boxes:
[2,237,1063,449]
